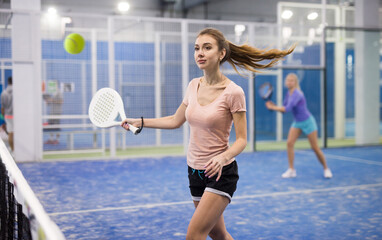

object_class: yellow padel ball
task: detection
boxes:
[64,33,85,54]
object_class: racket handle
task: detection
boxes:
[127,123,139,135]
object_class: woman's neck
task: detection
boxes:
[289,87,296,94]
[203,70,225,86]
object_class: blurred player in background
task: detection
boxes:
[1,76,13,151]
[265,73,332,179]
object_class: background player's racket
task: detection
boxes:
[258,82,273,101]
[88,88,141,135]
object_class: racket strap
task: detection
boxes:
[136,117,144,134]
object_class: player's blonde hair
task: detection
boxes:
[285,73,301,90]
[197,28,295,74]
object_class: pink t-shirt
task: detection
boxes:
[183,78,246,170]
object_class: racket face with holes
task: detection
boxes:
[88,88,126,128]
[259,82,273,101]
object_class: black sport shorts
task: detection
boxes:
[188,160,239,202]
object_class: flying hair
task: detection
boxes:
[197,28,296,74]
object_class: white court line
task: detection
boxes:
[49,182,382,216]
[233,182,382,200]
[49,200,192,216]
[298,151,382,166]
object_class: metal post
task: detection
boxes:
[108,17,116,157]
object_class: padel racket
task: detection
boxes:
[88,88,141,135]
[258,82,273,101]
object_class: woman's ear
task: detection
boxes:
[220,48,226,61]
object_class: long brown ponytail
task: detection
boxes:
[198,28,295,73]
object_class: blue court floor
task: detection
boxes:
[19,145,382,240]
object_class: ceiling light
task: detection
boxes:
[118,2,130,13]
[307,12,318,20]
[281,10,293,20]
[47,7,57,15]
[235,24,246,34]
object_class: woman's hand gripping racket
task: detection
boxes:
[259,82,275,111]
[88,88,142,135]
[258,82,273,101]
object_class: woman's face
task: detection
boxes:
[285,75,297,89]
[194,34,224,70]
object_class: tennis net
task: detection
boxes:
[0,139,65,240]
